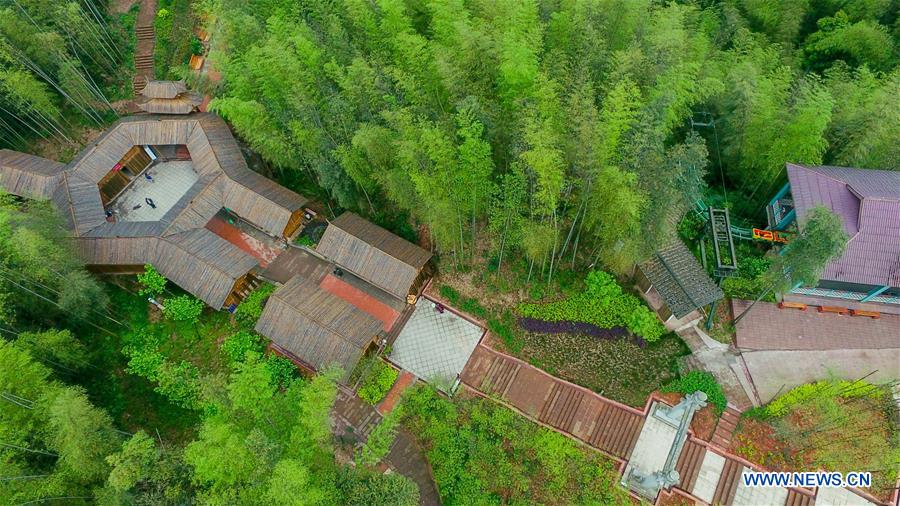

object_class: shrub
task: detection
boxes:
[155,360,202,409]
[438,284,460,305]
[661,371,727,414]
[358,360,398,405]
[518,317,628,340]
[765,379,882,418]
[222,331,264,363]
[137,264,166,297]
[265,355,297,389]
[235,283,276,328]
[518,271,665,341]
[489,311,523,353]
[163,295,204,323]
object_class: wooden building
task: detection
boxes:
[255,269,384,380]
[0,112,309,309]
[316,212,432,300]
[137,80,203,115]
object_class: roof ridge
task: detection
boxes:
[159,172,224,236]
[333,212,430,267]
[274,275,379,348]
[160,228,245,280]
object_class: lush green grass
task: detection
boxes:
[154,0,195,79]
[519,331,690,407]
[401,385,630,505]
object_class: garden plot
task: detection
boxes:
[390,298,484,388]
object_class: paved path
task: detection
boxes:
[332,388,441,505]
[133,0,157,94]
[460,343,890,505]
[461,344,645,461]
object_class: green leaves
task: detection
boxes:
[136,264,167,298]
[518,271,665,341]
[766,205,848,291]
[357,360,399,405]
[661,371,727,414]
[162,295,204,323]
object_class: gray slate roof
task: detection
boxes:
[786,163,900,287]
[640,240,724,319]
[316,212,431,300]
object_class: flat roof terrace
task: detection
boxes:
[110,160,198,221]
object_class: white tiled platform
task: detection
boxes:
[112,161,198,221]
[623,402,679,485]
[692,450,726,503]
[816,487,878,505]
[389,298,483,387]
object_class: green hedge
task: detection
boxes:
[518,271,665,341]
[358,360,398,405]
[661,371,727,414]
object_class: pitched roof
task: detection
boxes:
[0,112,310,308]
[140,80,188,99]
[315,212,431,299]
[786,163,900,287]
[255,273,383,379]
[138,92,203,115]
[640,240,724,319]
[0,150,65,199]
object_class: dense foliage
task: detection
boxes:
[0,195,108,327]
[234,282,276,329]
[200,0,899,277]
[661,370,727,414]
[518,271,665,341]
[357,359,399,405]
[734,380,900,498]
[136,264,167,298]
[162,295,204,323]
[0,0,132,148]
[401,384,630,505]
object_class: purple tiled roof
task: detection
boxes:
[786,163,900,287]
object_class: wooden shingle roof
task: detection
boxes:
[640,240,723,319]
[0,149,66,199]
[140,80,188,99]
[316,212,431,299]
[138,92,203,115]
[255,273,382,379]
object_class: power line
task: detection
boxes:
[0,273,117,336]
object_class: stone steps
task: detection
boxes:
[587,401,644,459]
[711,405,741,449]
[675,439,707,492]
[479,355,520,397]
[711,458,743,505]
[539,383,584,429]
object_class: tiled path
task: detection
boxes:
[378,370,415,415]
[332,388,441,505]
[733,299,900,350]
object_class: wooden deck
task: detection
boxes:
[461,344,644,461]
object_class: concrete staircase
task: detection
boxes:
[674,439,707,492]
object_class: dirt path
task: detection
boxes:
[133,0,157,95]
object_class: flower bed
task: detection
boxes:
[517,317,643,345]
[517,271,665,341]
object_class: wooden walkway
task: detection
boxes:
[133,0,157,94]
[332,388,441,505]
[461,344,645,461]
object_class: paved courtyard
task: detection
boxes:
[112,160,198,221]
[390,298,484,388]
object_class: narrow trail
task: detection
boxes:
[133,0,157,95]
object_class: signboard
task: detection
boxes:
[752,228,790,243]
